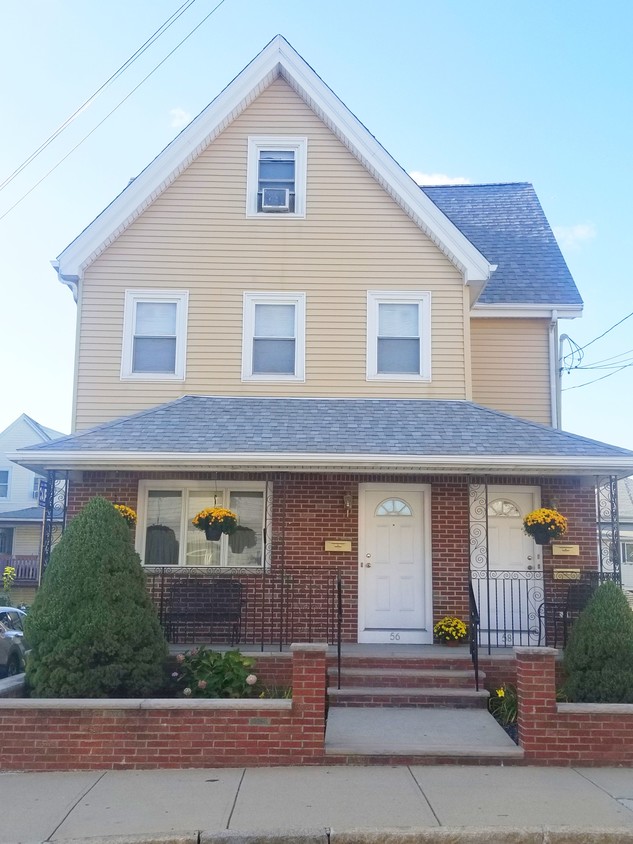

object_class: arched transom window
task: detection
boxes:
[375,498,412,517]
[487,498,521,518]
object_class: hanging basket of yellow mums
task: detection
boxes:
[113,503,137,527]
[192,507,238,541]
[523,508,568,545]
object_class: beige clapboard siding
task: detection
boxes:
[470,318,552,425]
[14,525,42,557]
[75,79,468,429]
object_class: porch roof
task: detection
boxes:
[11,396,633,477]
[0,506,44,524]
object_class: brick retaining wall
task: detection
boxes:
[0,644,327,772]
[516,647,633,765]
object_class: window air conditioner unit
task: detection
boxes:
[261,187,290,212]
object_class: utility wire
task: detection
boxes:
[562,309,633,364]
[0,0,228,223]
[562,361,633,391]
[0,0,201,194]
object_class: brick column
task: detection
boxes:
[290,643,328,760]
[515,646,557,759]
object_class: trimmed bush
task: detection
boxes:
[25,497,167,697]
[563,580,633,703]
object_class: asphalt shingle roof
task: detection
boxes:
[20,396,631,459]
[0,507,44,522]
[422,183,582,306]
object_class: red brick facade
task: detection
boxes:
[516,647,633,765]
[65,471,598,644]
[0,645,327,772]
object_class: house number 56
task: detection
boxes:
[390,632,400,641]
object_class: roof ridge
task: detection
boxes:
[422,182,532,189]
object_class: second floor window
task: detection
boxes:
[367,291,431,381]
[242,293,306,381]
[0,470,8,497]
[121,291,188,380]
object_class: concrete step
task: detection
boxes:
[327,654,475,671]
[324,706,523,761]
[327,666,483,689]
[328,685,490,708]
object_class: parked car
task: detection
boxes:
[0,607,28,677]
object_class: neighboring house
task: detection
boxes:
[13,37,633,649]
[0,415,64,603]
[619,478,633,593]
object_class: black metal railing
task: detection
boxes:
[468,580,480,691]
[336,572,342,690]
[146,565,341,650]
[470,569,544,650]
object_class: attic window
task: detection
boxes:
[247,136,307,218]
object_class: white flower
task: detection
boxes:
[183,687,192,696]
[246,674,257,686]
[171,672,178,678]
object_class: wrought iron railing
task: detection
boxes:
[0,556,40,586]
[470,569,544,650]
[336,572,342,690]
[468,580,480,691]
[145,564,341,650]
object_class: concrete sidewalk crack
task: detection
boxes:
[225,768,246,830]
[406,766,441,827]
[46,770,108,841]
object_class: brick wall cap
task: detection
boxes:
[514,646,558,657]
[0,697,293,711]
[290,642,329,653]
[559,702,633,715]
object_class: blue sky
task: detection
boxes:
[1,0,631,447]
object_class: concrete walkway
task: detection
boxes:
[4,765,633,843]
[325,707,522,758]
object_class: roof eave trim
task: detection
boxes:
[54,36,492,284]
[472,303,584,319]
[10,450,633,477]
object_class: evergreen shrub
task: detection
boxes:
[25,497,167,697]
[562,580,633,703]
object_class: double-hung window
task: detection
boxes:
[246,137,307,217]
[137,480,268,569]
[242,293,306,381]
[0,470,8,498]
[121,291,188,380]
[367,291,431,381]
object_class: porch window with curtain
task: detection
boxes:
[139,481,266,568]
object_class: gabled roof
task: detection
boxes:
[423,183,582,308]
[53,35,493,296]
[13,396,633,477]
[0,414,64,444]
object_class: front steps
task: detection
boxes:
[324,654,521,763]
[327,654,489,709]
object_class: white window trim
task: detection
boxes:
[242,292,306,382]
[366,290,431,381]
[246,136,308,218]
[136,479,270,569]
[121,290,188,381]
[0,468,10,498]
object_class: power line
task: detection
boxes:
[562,361,633,391]
[0,0,201,194]
[562,309,633,364]
[0,0,229,223]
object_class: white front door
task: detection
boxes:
[473,486,544,647]
[358,484,432,644]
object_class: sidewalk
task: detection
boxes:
[3,765,633,843]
